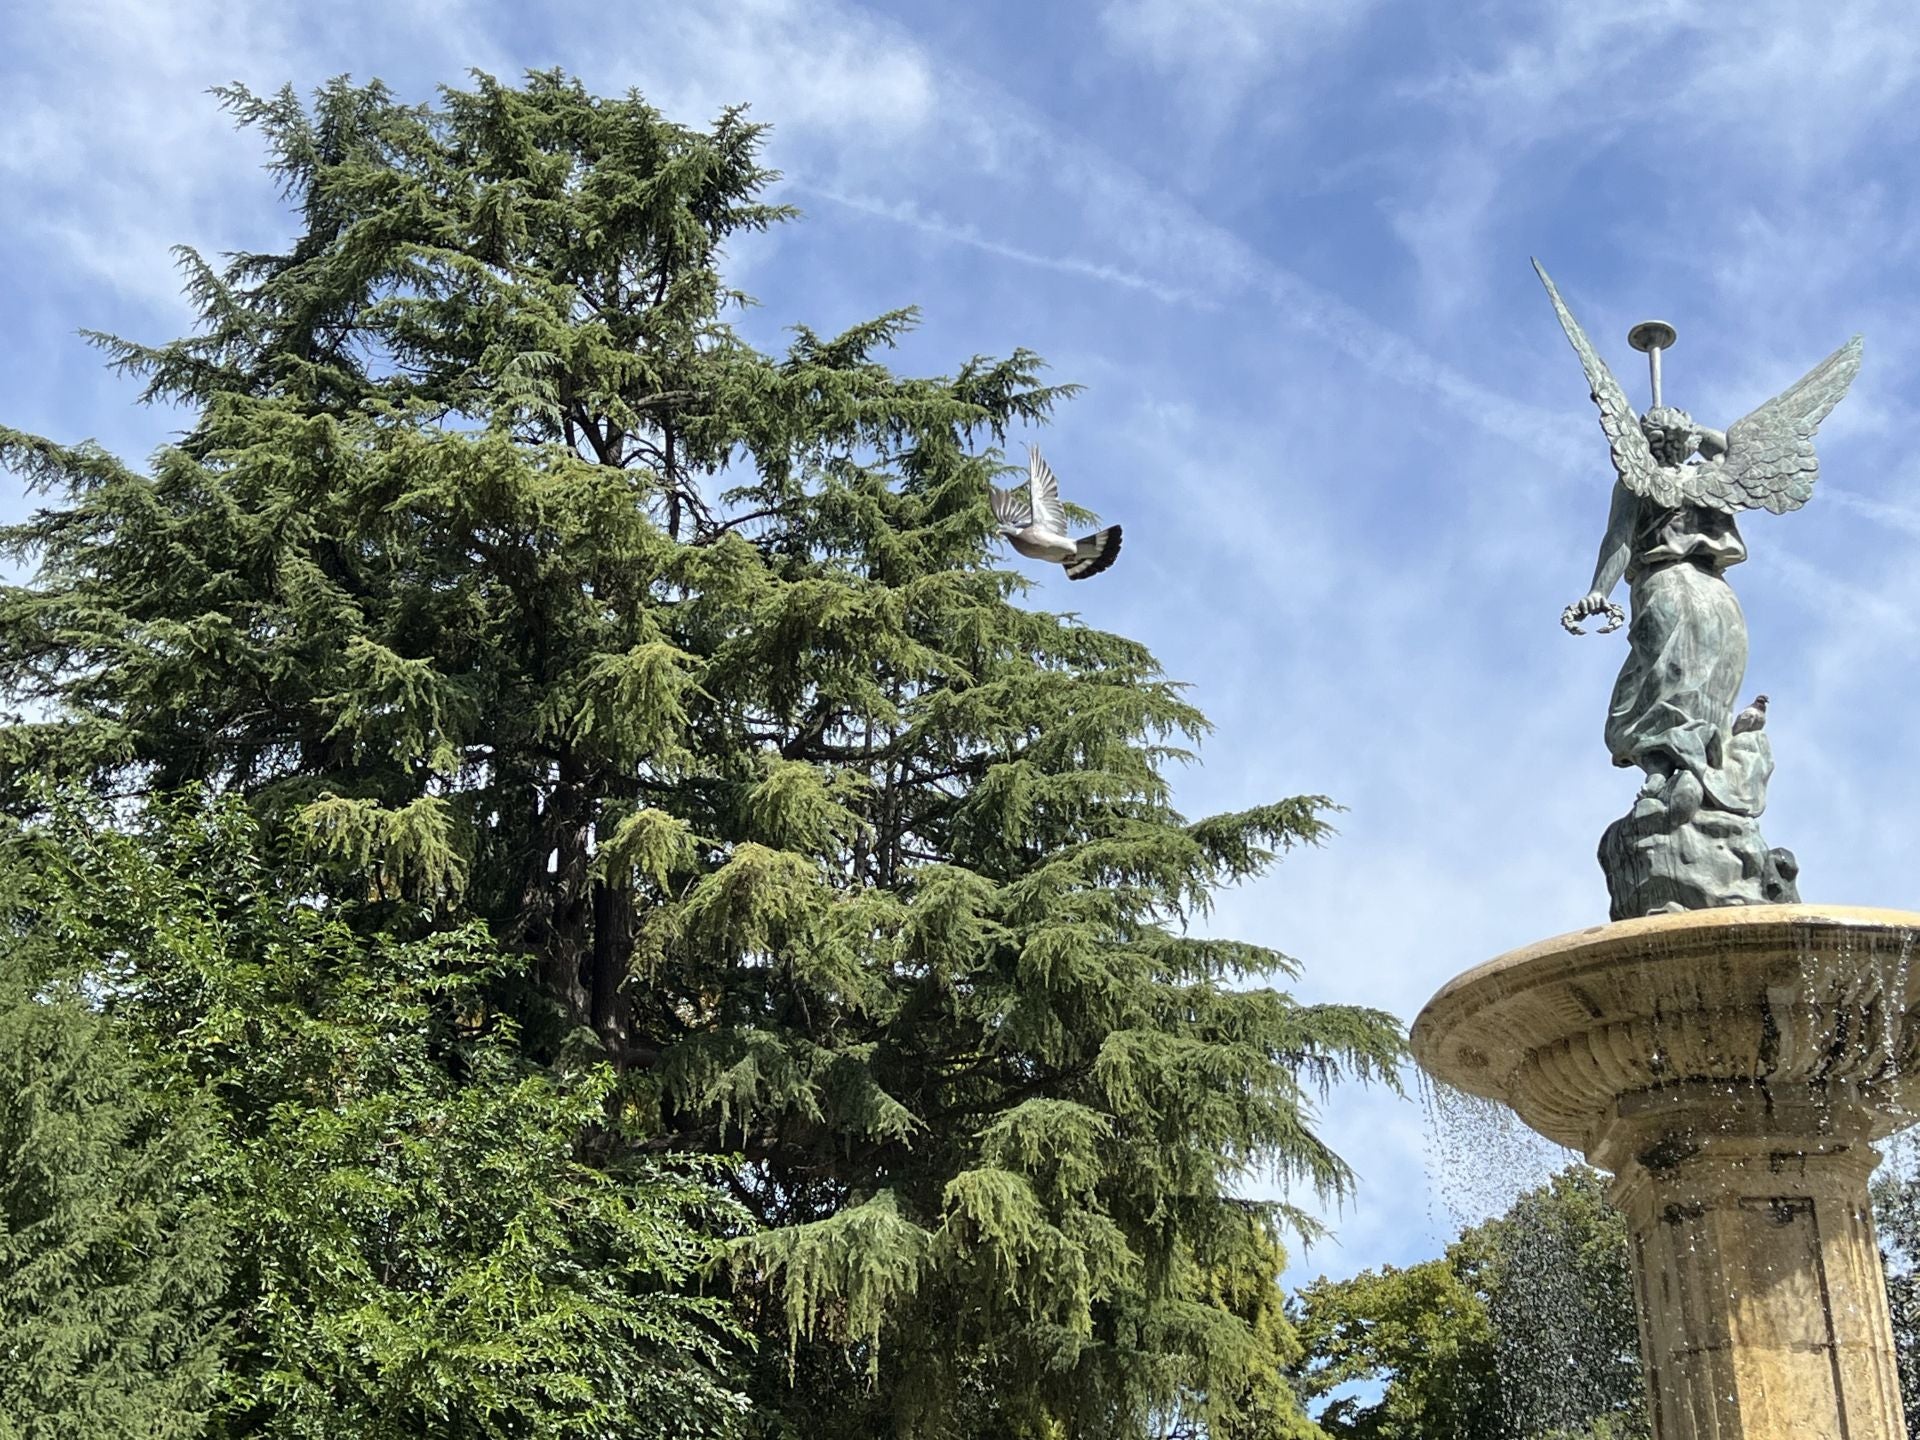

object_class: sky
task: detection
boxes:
[7,0,1920,1293]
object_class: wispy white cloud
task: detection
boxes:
[1098,0,1380,135]
[1401,0,1920,168]
[1768,550,1917,649]
[0,5,288,311]
[581,0,937,141]
[1381,0,1920,324]
[795,100,1578,462]
[1823,482,1920,542]
[798,186,1216,307]
[0,0,526,317]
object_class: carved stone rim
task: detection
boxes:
[1411,904,1920,1150]
[1418,905,1920,1028]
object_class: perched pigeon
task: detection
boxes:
[989,447,1122,581]
[1733,695,1770,734]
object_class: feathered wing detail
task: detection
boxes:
[1714,336,1862,515]
[1026,447,1069,535]
[1673,449,1737,511]
[989,478,1032,528]
[1533,260,1672,506]
[1064,525,1121,580]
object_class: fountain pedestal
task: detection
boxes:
[1413,905,1920,1440]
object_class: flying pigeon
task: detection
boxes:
[989,447,1122,581]
[1733,695,1769,734]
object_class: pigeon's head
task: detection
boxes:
[1640,406,1700,467]
[1754,694,1769,708]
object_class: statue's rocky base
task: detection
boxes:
[1599,805,1800,919]
[1600,729,1799,921]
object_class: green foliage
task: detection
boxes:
[0,71,1403,1438]
[0,847,229,1440]
[3,797,749,1439]
[295,792,469,901]
[1870,1168,1920,1434]
[1292,1166,1645,1440]
[1293,1260,1496,1440]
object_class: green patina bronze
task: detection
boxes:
[1536,261,1861,919]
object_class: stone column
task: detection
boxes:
[1596,1084,1904,1440]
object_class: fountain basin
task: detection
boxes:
[1415,904,1920,1159]
[1413,904,1920,1440]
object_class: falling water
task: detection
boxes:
[1424,1075,1647,1439]
[1423,1076,1578,1230]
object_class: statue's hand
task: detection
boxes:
[1562,591,1626,636]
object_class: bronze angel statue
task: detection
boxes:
[1535,260,1861,918]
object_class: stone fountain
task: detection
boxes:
[1412,268,1919,1438]
[1415,906,1920,1437]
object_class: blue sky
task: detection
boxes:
[7,0,1920,1291]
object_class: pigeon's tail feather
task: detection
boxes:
[1064,525,1121,580]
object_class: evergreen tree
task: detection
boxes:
[0,72,1401,1436]
[0,835,228,1440]
[4,794,749,1439]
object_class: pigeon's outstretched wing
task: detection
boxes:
[1026,447,1070,535]
[1534,260,1672,506]
[1716,337,1862,515]
[989,477,1032,528]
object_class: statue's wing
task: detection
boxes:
[1532,260,1672,506]
[1717,336,1862,515]
[1026,447,1069,535]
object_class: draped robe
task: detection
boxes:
[1604,497,1768,816]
